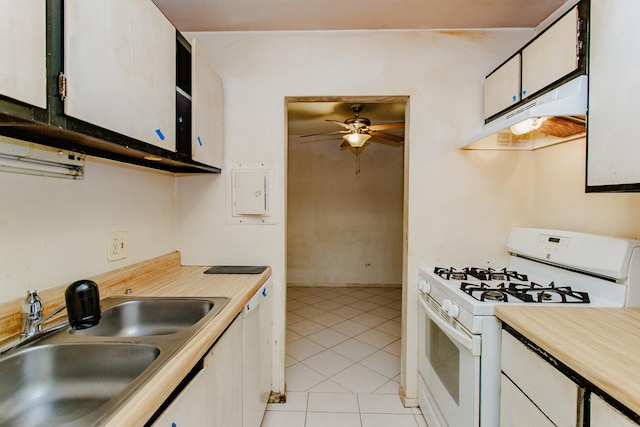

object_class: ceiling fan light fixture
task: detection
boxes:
[343,132,371,147]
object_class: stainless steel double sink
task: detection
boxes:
[0,296,230,426]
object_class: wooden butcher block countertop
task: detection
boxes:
[495,306,640,417]
[0,252,271,426]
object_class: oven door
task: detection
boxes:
[418,293,481,427]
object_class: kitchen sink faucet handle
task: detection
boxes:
[20,290,43,338]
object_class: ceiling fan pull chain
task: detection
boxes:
[355,150,361,175]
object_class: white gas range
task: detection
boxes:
[417,228,640,427]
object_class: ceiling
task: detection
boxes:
[153,0,566,32]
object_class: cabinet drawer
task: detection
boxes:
[501,330,579,426]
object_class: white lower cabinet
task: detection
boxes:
[152,315,242,426]
[500,374,555,427]
[500,330,581,427]
[590,394,637,427]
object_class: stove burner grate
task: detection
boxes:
[460,281,590,304]
[434,266,528,282]
[434,267,468,280]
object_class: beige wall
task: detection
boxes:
[532,138,640,239]
[178,28,536,402]
[287,136,404,285]
[0,150,176,304]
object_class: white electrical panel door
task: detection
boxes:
[521,7,579,99]
[233,171,268,216]
[64,0,176,151]
[0,0,47,109]
[191,38,223,168]
[484,54,521,120]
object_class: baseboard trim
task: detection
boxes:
[399,386,419,407]
[287,283,401,288]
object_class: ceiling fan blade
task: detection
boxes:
[368,122,405,131]
[369,131,404,143]
[299,130,346,138]
[326,119,353,130]
[339,140,350,148]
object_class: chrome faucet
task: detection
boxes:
[20,290,67,339]
[1,292,68,357]
[20,290,43,338]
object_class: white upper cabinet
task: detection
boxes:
[484,54,521,120]
[64,0,176,151]
[482,3,584,123]
[521,6,580,99]
[191,39,224,168]
[0,0,46,109]
[587,0,640,190]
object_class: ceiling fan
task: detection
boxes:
[301,104,405,149]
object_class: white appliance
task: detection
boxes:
[243,277,273,427]
[417,228,640,427]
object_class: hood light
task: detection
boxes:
[510,117,546,135]
[143,155,163,162]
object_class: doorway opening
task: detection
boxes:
[281,95,409,409]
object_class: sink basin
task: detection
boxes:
[0,295,230,425]
[0,342,159,426]
[72,298,217,337]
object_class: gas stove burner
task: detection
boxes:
[482,290,507,302]
[434,267,468,280]
[464,267,528,282]
[460,281,590,304]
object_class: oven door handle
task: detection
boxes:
[420,295,481,356]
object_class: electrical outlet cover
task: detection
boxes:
[107,231,128,261]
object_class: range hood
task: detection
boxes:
[461,75,587,150]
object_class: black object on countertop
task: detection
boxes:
[204,266,268,274]
[65,279,101,329]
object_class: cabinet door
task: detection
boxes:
[484,54,520,120]
[500,374,555,427]
[586,0,640,189]
[591,394,637,427]
[0,0,46,108]
[521,7,579,99]
[151,365,212,426]
[501,331,579,426]
[191,39,223,168]
[152,315,243,426]
[210,314,243,426]
[64,0,176,151]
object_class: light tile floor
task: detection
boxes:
[261,286,427,427]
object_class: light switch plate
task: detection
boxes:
[107,231,128,261]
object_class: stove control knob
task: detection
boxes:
[418,279,431,294]
[442,299,460,318]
